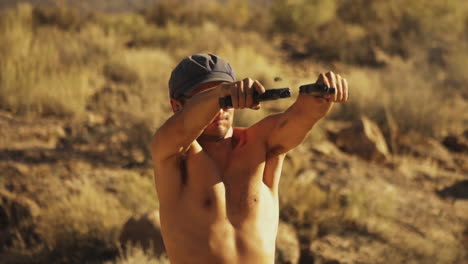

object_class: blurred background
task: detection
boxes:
[0,0,467,263]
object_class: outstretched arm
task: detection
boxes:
[267,72,348,154]
[150,85,225,163]
[150,78,265,163]
[252,72,348,187]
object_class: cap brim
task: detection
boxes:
[176,72,235,98]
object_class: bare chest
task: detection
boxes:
[157,132,284,228]
[183,146,271,214]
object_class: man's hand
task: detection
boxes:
[220,78,266,110]
[303,71,349,119]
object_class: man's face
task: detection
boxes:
[173,81,234,141]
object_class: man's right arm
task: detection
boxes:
[150,85,227,162]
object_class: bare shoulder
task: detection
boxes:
[243,113,282,147]
[233,125,267,149]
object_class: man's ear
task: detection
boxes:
[170,98,183,113]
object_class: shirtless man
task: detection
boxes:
[150,54,349,264]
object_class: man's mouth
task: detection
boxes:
[211,118,227,125]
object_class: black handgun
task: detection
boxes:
[299,83,336,96]
[219,88,292,109]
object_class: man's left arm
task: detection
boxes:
[254,72,348,188]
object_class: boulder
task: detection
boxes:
[119,210,165,256]
[275,221,300,264]
[437,180,468,199]
[442,135,468,153]
[334,116,389,162]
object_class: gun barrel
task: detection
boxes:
[299,83,336,96]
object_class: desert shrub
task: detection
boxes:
[445,44,468,89]
[32,6,83,30]
[279,175,328,226]
[88,47,175,130]
[104,62,140,84]
[103,171,159,215]
[0,4,111,117]
[143,0,253,29]
[37,177,131,263]
[107,245,170,264]
[278,166,348,241]
[337,0,468,61]
[268,0,468,69]
[344,185,396,222]
[142,0,215,26]
[96,13,148,36]
[209,0,253,29]
[268,0,375,64]
[330,56,458,137]
[306,20,373,64]
[270,0,337,38]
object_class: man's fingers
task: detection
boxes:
[243,78,254,109]
[316,73,332,101]
[342,78,349,101]
[336,74,343,102]
[317,73,330,87]
[238,80,245,109]
[253,80,266,94]
[231,82,239,109]
[315,71,348,103]
[229,78,265,109]
[246,84,254,108]
[325,71,337,101]
[251,80,265,109]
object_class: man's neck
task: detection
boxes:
[197,127,235,153]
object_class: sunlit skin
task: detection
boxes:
[151,72,348,264]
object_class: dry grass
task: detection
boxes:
[343,184,397,222]
[2,2,466,135]
[106,245,170,264]
[0,4,105,117]
[4,163,160,263]
[100,171,159,215]
[36,176,130,262]
[330,56,461,137]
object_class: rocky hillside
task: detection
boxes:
[1,109,467,264]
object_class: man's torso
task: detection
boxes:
[154,127,285,264]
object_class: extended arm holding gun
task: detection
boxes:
[250,72,348,190]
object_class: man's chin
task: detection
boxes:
[200,126,229,141]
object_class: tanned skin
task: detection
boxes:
[150,72,349,264]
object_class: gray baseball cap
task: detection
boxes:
[169,54,236,99]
